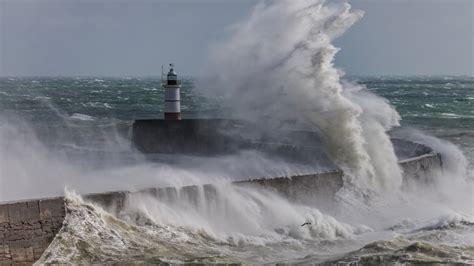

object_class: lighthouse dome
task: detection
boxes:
[167,64,177,77]
[168,69,177,76]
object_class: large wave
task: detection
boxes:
[2,0,473,264]
[201,0,402,191]
[36,189,370,264]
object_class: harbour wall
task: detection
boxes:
[0,171,344,265]
[0,151,443,265]
[0,198,65,264]
[0,118,443,264]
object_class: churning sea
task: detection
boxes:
[0,76,472,167]
[0,76,473,264]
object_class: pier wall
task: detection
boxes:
[0,152,444,265]
[399,153,443,184]
[0,198,65,264]
[0,171,344,265]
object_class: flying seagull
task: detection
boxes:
[301,222,311,227]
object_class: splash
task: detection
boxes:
[2,1,473,264]
[0,113,327,202]
[36,189,369,264]
[202,0,402,191]
[121,184,368,243]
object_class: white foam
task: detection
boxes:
[202,0,402,191]
[69,113,96,121]
[123,184,366,243]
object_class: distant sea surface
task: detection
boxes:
[0,75,472,165]
[359,76,474,169]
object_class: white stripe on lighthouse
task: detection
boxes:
[164,101,180,113]
[165,87,180,101]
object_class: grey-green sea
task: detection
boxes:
[0,76,473,265]
[0,76,472,167]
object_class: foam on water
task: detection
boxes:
[69,113,96,121]
[1,0,473,264]
[36,189,369,264]
[35,179,474,265]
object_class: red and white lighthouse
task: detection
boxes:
[163,64,181,120]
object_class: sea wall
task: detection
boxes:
[235,170,344,208]
[132,119,247,155]
[0,198,65,264]
[0,171,343,265]
[131,119,335,166]
[399,153,443,183]
[0,126,444,265]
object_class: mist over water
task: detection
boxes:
[0,0,473,264]
[0,113,328,201]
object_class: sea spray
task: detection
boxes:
[0,112,330,201]
[393,128,469,180]
[36,188,370,264]
[0,1,472,264]
[202,0,402,191]
[121,183,369,242]
[36,190,225,265]
[392,128,474,217]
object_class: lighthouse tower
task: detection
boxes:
[163,64,181,120]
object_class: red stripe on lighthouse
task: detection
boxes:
[164,112,181,120]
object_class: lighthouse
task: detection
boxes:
[163,64,181,120]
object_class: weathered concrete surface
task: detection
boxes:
[235,170,344,208]
[0,198,65,265]
[399,153,443,183]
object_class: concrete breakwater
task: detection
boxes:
[0,198,65,264]
[0,151,442,265]
[0,119,443,264]
[0,171,343,265]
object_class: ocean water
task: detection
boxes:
[0,76,473,265]
[1,1,473,264]
[0,76,472,167]
[360,76,474,173]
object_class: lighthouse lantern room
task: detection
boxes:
[163,64,181,120]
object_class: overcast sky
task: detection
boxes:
[0,0,472,77]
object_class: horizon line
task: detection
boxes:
[0,74,473,79]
